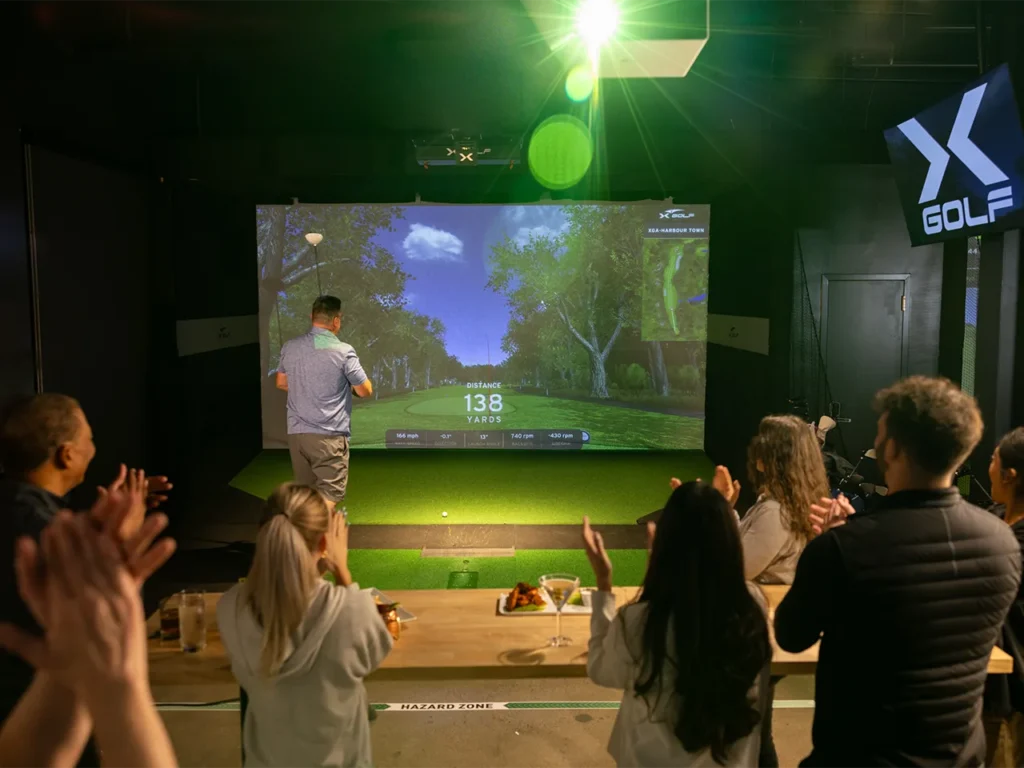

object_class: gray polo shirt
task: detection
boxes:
[279,327,367,436]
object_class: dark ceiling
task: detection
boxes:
[3,0,1020,200]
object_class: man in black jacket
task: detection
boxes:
[775,376,1022,767]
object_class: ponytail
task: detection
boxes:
[243,483,331,676]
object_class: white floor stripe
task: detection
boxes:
[772,700,815,709]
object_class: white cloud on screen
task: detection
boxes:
[403,224,464,262]
[501,205,571,248]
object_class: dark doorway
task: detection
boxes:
[821,274,909,459]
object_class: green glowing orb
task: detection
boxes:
[528,115,593,191]
[565,65,595,102]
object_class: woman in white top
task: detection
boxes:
[217,483,393,768]
[583,480,772,767]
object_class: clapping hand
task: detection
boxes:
[101,464,174,520]
[0,513,180,768]
[3,484,176,668]
[145,476,173,510]
[96,466,148,539]
[674,466,741,508]
[582,517,613,592]
[711,465,741,509]
[319,508,352,586]
[808,493,855,535]
[0,512,163,693]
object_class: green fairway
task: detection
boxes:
[231,449,713,525]
[347,549,648,591]
[348,385,703,450]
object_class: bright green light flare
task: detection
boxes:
[576,0,619,48]
[528,115,594,191]
[565,64,595,102]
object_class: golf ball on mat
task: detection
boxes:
[442,511,448,518]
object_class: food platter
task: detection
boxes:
[497,584,594,617]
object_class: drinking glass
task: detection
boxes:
[539,573,580,648]
[179,590,207,653]
[159,597,179,642]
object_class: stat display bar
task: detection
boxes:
[385,429,589,450]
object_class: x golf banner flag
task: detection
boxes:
[885,63,1024,246]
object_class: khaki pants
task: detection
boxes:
[985,712,1024,767]
[287,433,350,503]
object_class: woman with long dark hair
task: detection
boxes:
[984,427,1024,766]
[583,481,772,766]
[743,415,830,584]
[744,415,831,766]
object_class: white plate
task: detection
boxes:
[497,588,593,616]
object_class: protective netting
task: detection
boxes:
[789,236,841,451]
[960,237,981,396]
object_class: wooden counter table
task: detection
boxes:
[148,585,1013,703]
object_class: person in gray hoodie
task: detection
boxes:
[217,483,393,768]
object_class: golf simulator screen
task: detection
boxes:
[258,203,709,450]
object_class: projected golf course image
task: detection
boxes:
[258,202,709,450]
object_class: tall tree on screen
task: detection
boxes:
[539,320,588,389]
[501,311,547,388]
[257,204,406,375]
[488,205,645,398]
[415,316,447,389]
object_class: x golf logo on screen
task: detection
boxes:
[885,63,1024,246]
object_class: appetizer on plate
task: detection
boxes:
[505,582,547,612]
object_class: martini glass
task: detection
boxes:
[539,573,580,647]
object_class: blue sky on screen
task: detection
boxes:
[371,204,570,366]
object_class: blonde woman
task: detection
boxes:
[217,484,393,768]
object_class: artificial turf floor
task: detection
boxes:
[231,449,713,525]
[347,549,649,591]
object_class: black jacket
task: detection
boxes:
[0,479,102,768]
[775,488,1022,767]
[0,478,65,701]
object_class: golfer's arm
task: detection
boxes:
[276,372,288,391]
[0,673,92,768]
[353,379,373,398]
